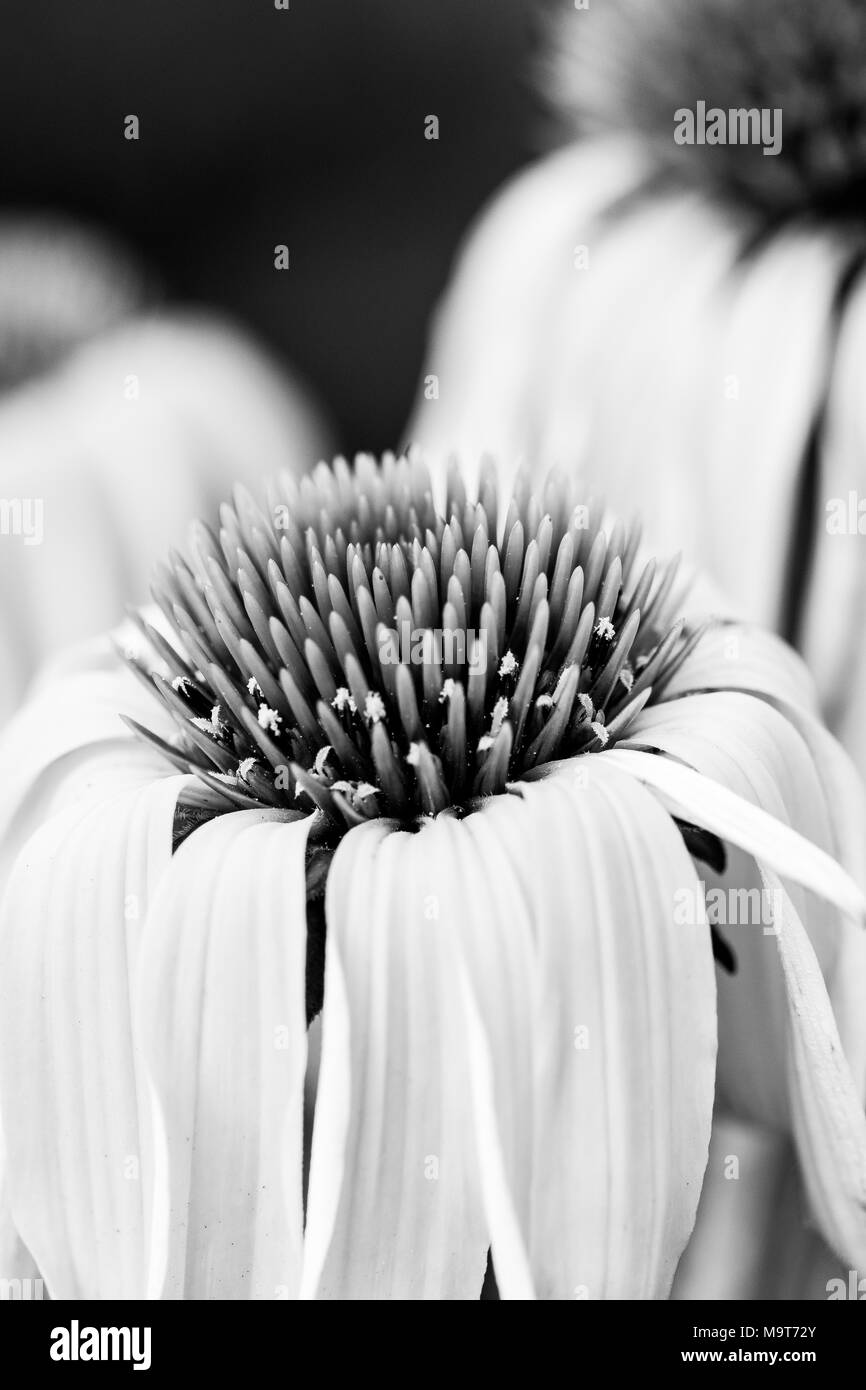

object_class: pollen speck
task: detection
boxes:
[257,704,282,734]
[332,687,357,715]
[439,678,456,703]
[364,692,386,724]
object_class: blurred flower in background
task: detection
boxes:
[409,0,866,1298]
[0,219,331,724]
[0,218,147,390]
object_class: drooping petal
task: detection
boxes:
[336,760,717,1301]
[607,697,866,1245]
[663,623,820,715]
[615,692,866,1040]
[498,762,717,1298]
[746,699,866,1101]
[606,739,865,922]
[759,865,866,1267]
[431,809,538,1301]
[0,768,188,1298]
[137,809,313,1300]
[302,819,490,1300]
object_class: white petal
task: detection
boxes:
[662,623,819,715]
[502,763,716,1298]
[302,819,489,1299]
[137,809,313,1300]
[0,313,330,724]
[0,770,186,1298]
[385,761,718,1301]
[605,745,866,923]
[760,866,866,1267]
[0,650,175,852]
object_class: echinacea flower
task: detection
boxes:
[0,308,330,724]
[409,0,866,1299]
[1,452,865,1301]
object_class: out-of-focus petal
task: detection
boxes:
[0,313,331,724]
[803,275,866,775]
[137,809,312,1300]
[408,138,649,505]
[409,145,846,636]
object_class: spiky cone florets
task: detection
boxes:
[545,0,866,229]
[125,451,706,837]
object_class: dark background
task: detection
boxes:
[0,0,537,450]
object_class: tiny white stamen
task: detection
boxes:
[491,696,509,736]
[332,686,357,715]
[578,692,594,718]
[172,675,192,695]
[595,617,615,642]
[191,707,224,739]
[439,678,456,704]
[247,676,263,698]
[355,782,379,800]
[536,694,554,713]
[590,720,609,746]
[364,691,386,724]
[477,735,494,753]
[406,743,422,767]
[619,667,634,693]
[238,757,258,779]
[258,704,282,735]
[314,746,333,776]
[498,651,519,678]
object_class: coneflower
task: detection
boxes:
[0,453,864,1301]
[544,0,866,226]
